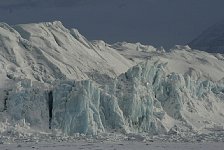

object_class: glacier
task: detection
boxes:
[50,61,224,135]
[0,21,224,140]
[1,61,223,137]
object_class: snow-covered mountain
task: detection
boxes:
[189,20,224,53]
[0,21,224,142]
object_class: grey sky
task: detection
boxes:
[0,0,224,48]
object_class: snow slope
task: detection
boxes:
[0,21,133,83]
[189,20,224,53]
[0,21,224,143]
[112,43,224,81]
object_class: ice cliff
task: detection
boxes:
[2,61,223,136]
[0,21,224,137]
[52,61,224,135]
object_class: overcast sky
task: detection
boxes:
[0,0,224,48]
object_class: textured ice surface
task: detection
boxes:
[50,61,224,135]
[0,51,224,137]
[0,21,224,141]
[7,79,49,130]
[113,43,224,81]
[50,63,165,135]
[52,80,104,135]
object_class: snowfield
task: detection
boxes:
[0,21,224,147]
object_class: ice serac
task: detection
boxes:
[120,61,224,132]
[51,62,174,135]
[112,61,169,134]
[51,60,224,135]
[153,71,224,130]
[114,44,224,81]
[52,80,104,135]
[7,79,49,130]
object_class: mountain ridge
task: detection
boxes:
[189,20,224,53]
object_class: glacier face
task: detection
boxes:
[49,61,224,135]
[0,21,224,138]
[50,62,168,135]
[0,56,224,136]
[52,80,104,135]
[3,79,50,130]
